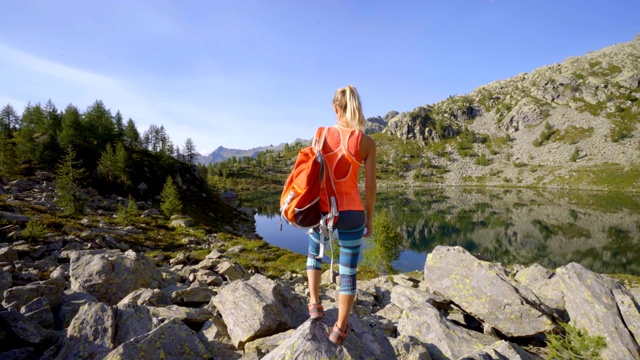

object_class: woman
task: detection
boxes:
[306,85,376,345]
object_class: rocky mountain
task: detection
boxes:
[198,139,309,165]
[373,33,640,191]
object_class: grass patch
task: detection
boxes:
[552,223,591,239]
[548,163,640,193]
[552,126,594,145]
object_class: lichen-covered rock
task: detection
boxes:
[514,263,552,287]
[262,309,396,360]
[104,318,210,360]
[376,303,403,321]
[70,249,164,305]
[557,263,640,359]
[197,317,237,359]
[117,287,172,307]
[389,335,432,360]
[243,329,294,360]
[358,276,395,308]
[0,246,19,263]
[56,290,97,329]
[390,285,450,310]
[171,286,216,305]
[211,274,305,349]
[527,275,567,321]
[114,303,153,346]
[0,309,54,351]
[613,288,640,345]
[0,269,13,302]
[2,283,62,309]
[460,340,536,359]
[147,305,213,327]
[20,297,54,329]
[54,302,116,360]
[215,261,246,281]
[397,304,496,360]
[423,246,557,337]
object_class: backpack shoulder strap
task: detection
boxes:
[313,127,328,153]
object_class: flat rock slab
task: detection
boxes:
[423,246,556,337]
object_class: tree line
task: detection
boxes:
[0,100,199,178]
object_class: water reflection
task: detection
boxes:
[250,187,640,275]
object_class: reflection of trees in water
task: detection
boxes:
[249,187,640,275]
[240,191,281,217]
[381,188,640,276]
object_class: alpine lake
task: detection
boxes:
[248,187,640,277]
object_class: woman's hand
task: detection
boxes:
[364,217,373,238]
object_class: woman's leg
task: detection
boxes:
[335,225,364,330]
[307,229,323,304]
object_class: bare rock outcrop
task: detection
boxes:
[397,304,496,359]
[262,309,396,360]
[104,318,210,360]
[211,274,306,349]
[556,262,640,359]
[69,249,164,305]
[423,246,558,338]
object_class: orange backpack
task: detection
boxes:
[280,127,338,231]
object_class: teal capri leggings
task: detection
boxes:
[306,210,365,295]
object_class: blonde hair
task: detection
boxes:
[332,85,365,129]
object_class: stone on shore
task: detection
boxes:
[397,304,496,359]
[556,262,640,359]
[423,246,557,337]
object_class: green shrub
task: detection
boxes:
[161,176,183,217]
[21,220,47,242]
[362,212,403,275]
[54,147,88,216]
[475,154,490,166]
[117,195,139,225]
[570,147,580,162]
[546,322,606,360]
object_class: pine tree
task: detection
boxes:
[44,99,62,136]
[183,138,197,164]
[15,103,46,163]
[84,100,115,150]
[0,104,20,137]
[54,147,88,216]
[160,176,182,217]
[0,132,17,178]
[114,143,129,185]
[113,111,125,143]
[123,118,141,149]
[97,144,117,182]
[59,104,84,150]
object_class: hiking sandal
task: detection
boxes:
[308,302,324,320]
[328,322,349,345]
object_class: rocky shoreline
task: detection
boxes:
[2,236,640,359]
[2,175,640,359]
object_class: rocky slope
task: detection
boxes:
[2,175,640,359]
[375,33,640,191]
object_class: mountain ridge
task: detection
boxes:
[197,138,309,164]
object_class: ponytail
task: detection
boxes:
[333,85,365,130]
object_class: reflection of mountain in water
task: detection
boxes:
[384,187,640,276]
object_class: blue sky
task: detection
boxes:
[2,1,639,154]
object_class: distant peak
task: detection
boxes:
[634,32,640,42]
